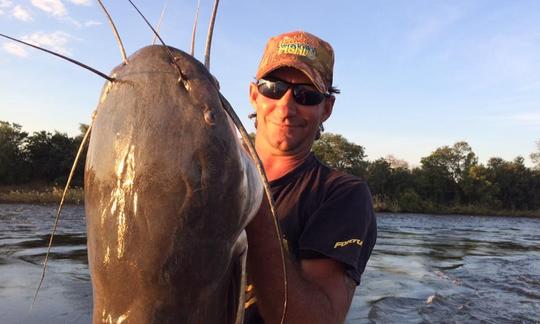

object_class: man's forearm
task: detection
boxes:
[246,199,344,324]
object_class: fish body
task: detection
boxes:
[84,45,262,324]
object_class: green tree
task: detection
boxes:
[312,133,367,176]
[418,153,456,205]
[418,141,478,204]
[398,188,424,212]
[366,158,392,197]
[387,164,416,202]
[460,164,499,207]
[0,121,29,184]
[25,130,76,184]
[423,141,477,183]
[486,156,537,210]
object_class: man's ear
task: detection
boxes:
[321,95,335,122]
[249,82,259,108]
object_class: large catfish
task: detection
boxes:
[84,45,264,324]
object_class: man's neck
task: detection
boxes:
[256,147,312,182]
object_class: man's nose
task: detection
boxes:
[274,89,297,117]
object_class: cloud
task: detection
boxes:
[0,0,12,8]
[2,31,73,58]
[31,0,66,17]
[84,20,102,27]
[21,31,72,56]
[3,42,28,57]
[0,0,11,14]
[12,5,33,21]
[67,0,92,5]
[28,0,92,26]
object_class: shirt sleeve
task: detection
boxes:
[297,179,377,284]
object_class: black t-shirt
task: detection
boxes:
[244,153,377,324]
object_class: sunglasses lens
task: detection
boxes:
[293,86,325,105]
[257,79,288,99]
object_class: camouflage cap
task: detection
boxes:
[256,31,334,94]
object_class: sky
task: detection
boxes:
[0,0,539,167]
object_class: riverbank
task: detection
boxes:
[372,194,540,218]
[0,185,84,205]
[1,186,538,217]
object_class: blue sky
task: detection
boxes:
[0,0,539,167]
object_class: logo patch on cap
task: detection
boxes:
[278,41,316,60]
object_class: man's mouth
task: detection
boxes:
[269,120,303,128]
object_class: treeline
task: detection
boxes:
[0,121,88,187]
[313,134,540,214]
[1,121,539,215]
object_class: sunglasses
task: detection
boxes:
[256,78,329,106]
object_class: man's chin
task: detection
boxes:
[271,139,306,155]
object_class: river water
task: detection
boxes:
[0,204,539,323]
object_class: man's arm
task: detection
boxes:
[246,198,356,324]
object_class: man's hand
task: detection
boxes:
[246,199,356,324]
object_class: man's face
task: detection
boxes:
[249,67,334,156]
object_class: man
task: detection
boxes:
[244,31,377,324]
